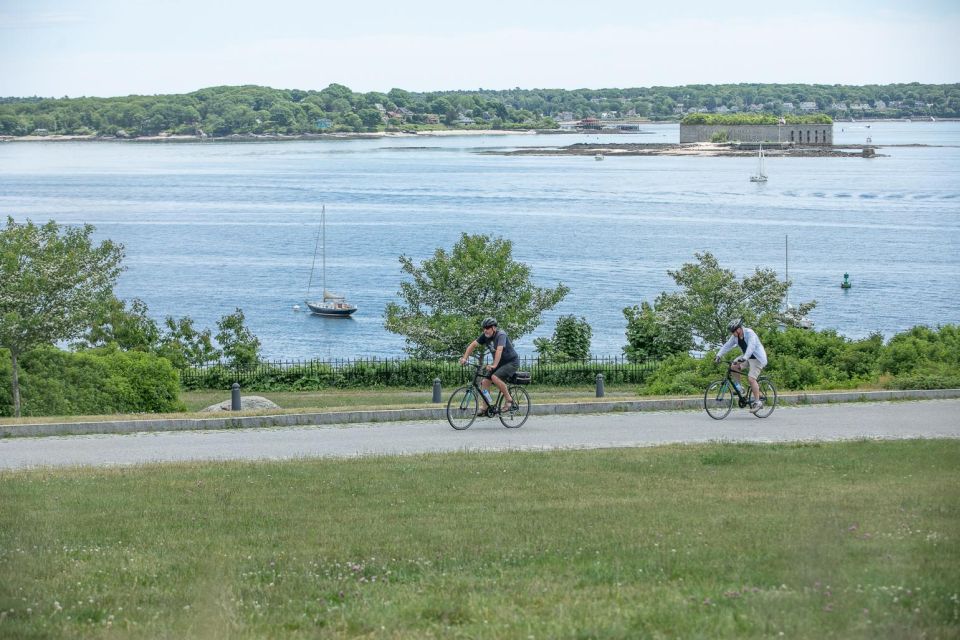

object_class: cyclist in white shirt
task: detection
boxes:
[714,318,768,414]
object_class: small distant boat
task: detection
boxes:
[304,205,357,317]
[595,153,604,161]
[750,144,768,182]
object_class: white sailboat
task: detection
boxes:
[304,205,357,317]
[750,144,768,182]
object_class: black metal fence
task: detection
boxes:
[179,355,659,391]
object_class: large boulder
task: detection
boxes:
[201,395,281,412]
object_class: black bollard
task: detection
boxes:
[231,382,241,411]
[595,373,605,398]
[432,378,442,403]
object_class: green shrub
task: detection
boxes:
[877,325,960,376]
[641,354,714,395]
[0,346,184,417]
[681,113,833,125]
[710,130,729,143]
[180,357,656,392]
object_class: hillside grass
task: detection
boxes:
[1,440,958,638]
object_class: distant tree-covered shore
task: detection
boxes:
[0,82,956,138]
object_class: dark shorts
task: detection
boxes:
[488,360,519,383]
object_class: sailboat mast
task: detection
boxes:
[785,234,790,309]
[306,215,321,298]
[322,204,327,295]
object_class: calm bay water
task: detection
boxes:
[1,122,958,359]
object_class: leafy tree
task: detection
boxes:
[535,315,592,362]
[625,252,816,355]
[357,108,384,130]
[75,296,160,352]
[0,217,124,416]
[384,234,569,359]
[623,300,693,362]
[215,308,261,368]
[158,316,219,369]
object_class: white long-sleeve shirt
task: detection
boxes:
[717,327,768,366]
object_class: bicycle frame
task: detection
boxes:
[723,363,753,409]
[704,360,777,420]
[446,356,531,430]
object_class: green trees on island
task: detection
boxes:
[1,82,957,137]
[682,113,834,125]
[384,234,569,360]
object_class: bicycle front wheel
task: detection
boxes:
[751,378,778,418]
[704,380,733,420]
[498,386,530,428]
[446,386,478,430]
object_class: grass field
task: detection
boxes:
[2,440,958,638]
[0,385,651,426]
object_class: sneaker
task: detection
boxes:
[750,400,764,414]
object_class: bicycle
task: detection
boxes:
[446,357,531,430]
[703,360,777,420]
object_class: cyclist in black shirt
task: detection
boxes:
[459,317,519,412]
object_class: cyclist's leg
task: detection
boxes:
[730,361,744,388]
[747,360,763,405]
[478,377,493,410]
[490,362,518,406]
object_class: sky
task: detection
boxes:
[1,0,958,98]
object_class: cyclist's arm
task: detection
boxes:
[460,340,480,364]
[716,335,736,359]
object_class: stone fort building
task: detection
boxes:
[680,123,833,145]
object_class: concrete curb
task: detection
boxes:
[2,388,959,439]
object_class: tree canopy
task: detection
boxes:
[623,252,817,359]
[384,234,569,359]
[681,113,833,125]
[1,82,956,137]
[0,217,125,416]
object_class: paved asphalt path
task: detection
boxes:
[2,400,958,470]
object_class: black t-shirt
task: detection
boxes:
[477,329,519,364]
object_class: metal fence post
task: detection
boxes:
[432,378,442,403]
[231,382,241,411]
[595,373,605,398]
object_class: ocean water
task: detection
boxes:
[1,121,958,360]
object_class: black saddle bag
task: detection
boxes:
[510,371,531,385]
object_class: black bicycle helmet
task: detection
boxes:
[727,317,743,333]
[481,317,498,329]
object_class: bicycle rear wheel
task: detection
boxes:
[498,386,530,428]
[750,378,777,418]
[446,386,478,430]
[704,380,733,420]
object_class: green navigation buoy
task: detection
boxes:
[841,273,852,289]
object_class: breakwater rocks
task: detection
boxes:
[487,142,885,158]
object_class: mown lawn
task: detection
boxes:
[0,385,650,426]
[1,440,958,638]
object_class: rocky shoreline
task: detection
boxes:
[484,142,888,158]
[0,129,536,143]
[8,134,947,158]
